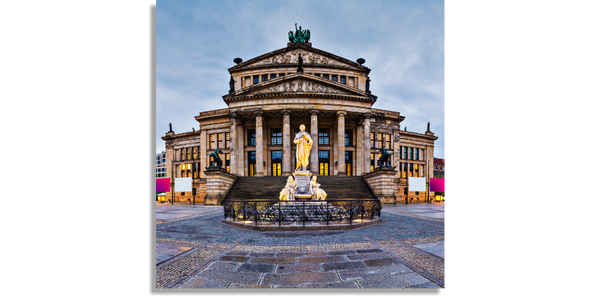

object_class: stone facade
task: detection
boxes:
[161,41,437,204]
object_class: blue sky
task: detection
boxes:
[156,0,444,157]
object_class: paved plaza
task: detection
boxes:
[155,202,444,289]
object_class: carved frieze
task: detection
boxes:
[250,79,348,95]
[249,50,345,67]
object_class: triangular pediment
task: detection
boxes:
[229,44,368,72]
[232,74,366,97]
[246,49,351,68]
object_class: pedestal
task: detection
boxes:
[363,166,398,204]
[293,170,312,199]
[203,167,238,205]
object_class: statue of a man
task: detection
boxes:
[294,124,313,171]
[229,76,235,93]
[169,123,172,132]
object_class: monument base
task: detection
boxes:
[293,170,312,198]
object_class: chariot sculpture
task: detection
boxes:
[288,23,311,43]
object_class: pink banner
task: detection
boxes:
[430,178,445,192]
[156,178,170,193]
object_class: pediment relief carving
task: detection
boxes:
[247,79,352,95]
[248,50,348,67]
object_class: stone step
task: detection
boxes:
[224,175,377,201]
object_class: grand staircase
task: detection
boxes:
[223,175,377,201]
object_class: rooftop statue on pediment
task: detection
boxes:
[288,23,311,43]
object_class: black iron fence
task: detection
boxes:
[222,199,381,227]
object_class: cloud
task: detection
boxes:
[156,0,445,157]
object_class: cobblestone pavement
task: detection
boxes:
[155,203,444,289]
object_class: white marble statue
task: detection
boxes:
[309,176,327,200]
[279,176,298,201]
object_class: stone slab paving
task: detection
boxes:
[155,204,445,289]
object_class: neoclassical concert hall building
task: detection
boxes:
[161,33,437,204]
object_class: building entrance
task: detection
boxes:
[271,150,282,176]
[248,151,256,176]
[319,150,330,175]
[345,151,353,176]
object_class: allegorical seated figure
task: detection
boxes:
[309,176,327,200]
[279,176,298,201]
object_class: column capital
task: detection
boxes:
[337,110,347,117]
[309,109,320,116]
[254,110,264,117]
[281,109,292,116]
[228,112,238,123]
[363,113,372,120]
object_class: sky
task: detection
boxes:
[156,0,444,158]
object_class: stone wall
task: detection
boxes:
[203,168,239,205]
[363,168,398,204]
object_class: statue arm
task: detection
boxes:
[303,132,313,144]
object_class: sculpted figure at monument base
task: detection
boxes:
[279,176,298,201]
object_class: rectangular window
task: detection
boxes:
[180,149,185,161]
[318,128,329,145]
[410,147,414,160]
[262,75,268,82]
[270,74,276,79]
[376,133,383,149]
[271,128,282,145]
[415,164,419,177]
[370,132,375,148]
[415,148,419,161]
[278,73,286,77]
[332,75,338,82]
[314,73,321,77]
[341,76,346,84]
[409,163,414,177]
[186,148,190,160]
[248,129,256,146]
[225,132,230,148]
[345,129,353,146]
[370,152,375,172]
[253,75,259,84]
[385,134,391,149]
[209,134,216,150]
[403,147,407,159]
[225,153,230,172]
[192,147,196,160]
[322,74,329,79]
[218,133,224,149]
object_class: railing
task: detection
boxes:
[222,199,381,227]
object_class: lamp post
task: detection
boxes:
[405,156,409,205]
[427,158,430,204]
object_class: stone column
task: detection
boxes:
[255,110,264,176]
[237,124,244,176]
[309,109,319,174]
[282,109,291,175]
[200,130,207,178]
[228,113,237,175]
[336,111,346,175]
[363,114,371,175]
